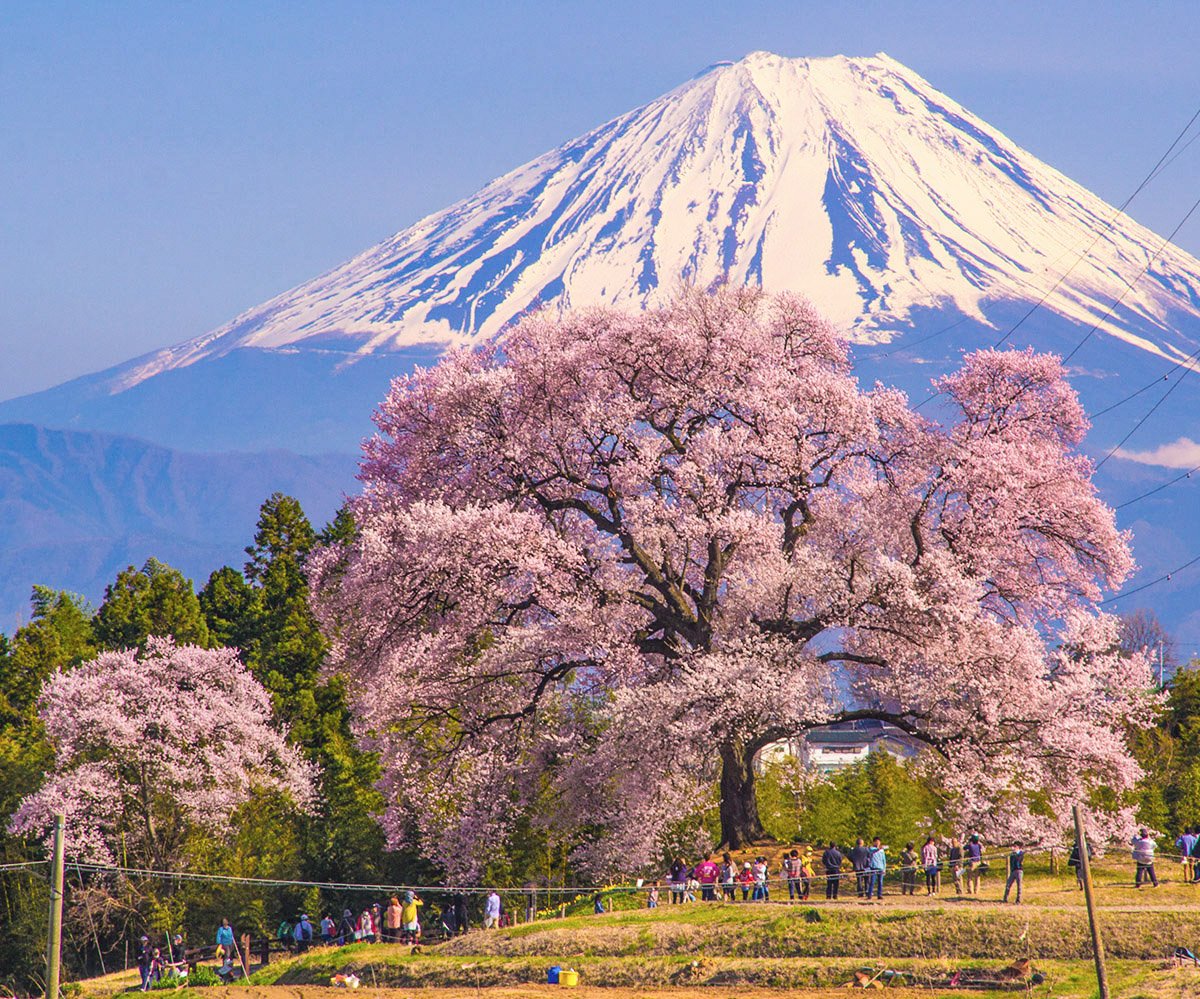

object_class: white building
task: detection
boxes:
[757,720,922,774]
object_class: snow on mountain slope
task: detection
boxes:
[100,50,1200,394]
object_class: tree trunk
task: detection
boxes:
[718,739,765,849]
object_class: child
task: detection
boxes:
[684,875,699,903]
[737,861,755,900]
[647,883,659,908]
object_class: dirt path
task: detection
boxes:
[203,986,995,999]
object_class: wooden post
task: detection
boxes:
[45,814,65,999]
[1072,805,1109,999]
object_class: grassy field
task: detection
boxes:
[78,852,1200,997]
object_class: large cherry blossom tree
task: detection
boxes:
[312,288,1154,875]
[11,638,316,866]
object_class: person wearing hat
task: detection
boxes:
[400,891,422,944]
[964,834,984,895]
[136,935,152,991]
[166,933,187,975]
[338,909,355,944]
[1131,827,1159,887]
[294,913,314,953]
[736,861,754,901]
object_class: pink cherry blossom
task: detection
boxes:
[10,637,316,866]
[312,288,1153,877]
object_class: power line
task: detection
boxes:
[1062,192,1200,363]
[1100,552,1200,606]
[1094,352,1199,470]
[994,99,1200,351]
[67,862,585,896]
[1115,463,1200,510]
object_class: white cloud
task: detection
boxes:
[1113,437,1200,469]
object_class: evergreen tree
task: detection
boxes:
[93,558,210,650]
[199,494,395,883]
[199,565,262,653]
[0,586,96,716]
[0,589,88,991]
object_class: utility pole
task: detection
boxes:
[45,813,65,999]
[1072,805,1108,999]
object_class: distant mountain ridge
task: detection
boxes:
[0,424,352,628]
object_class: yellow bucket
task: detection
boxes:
[559,969,579,987]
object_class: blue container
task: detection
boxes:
[547,965,562,984]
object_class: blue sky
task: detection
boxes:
[2,0,1198,398]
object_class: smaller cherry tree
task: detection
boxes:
[10,637,317,867]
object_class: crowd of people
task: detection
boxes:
[646,835,1027,906]
[131,890,513,988]
[129,823,1200,987]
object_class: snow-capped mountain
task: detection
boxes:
[4,50,1200,638]
[7,50,1200,454]
[49,53,1200,384]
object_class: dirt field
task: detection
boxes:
[199,987,998,999]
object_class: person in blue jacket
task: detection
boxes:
[867,837,887,900]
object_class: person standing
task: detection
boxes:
[647,883,659,908]
[822,841,844,900]
[719,853,736,901]
[669,856,688,905]
[385,896,403,943]
[1003,844,1025,903]
[899,842,918,896]
[798,845,813,900]
[849,838,871,898]
[1177,827,1197,882]
[136,936,152,991]
[737,862,754,900]
[356,908,376,942]
[965,834,984,895]
[146,949,164,989]
[1067,841,1088,890]
[338,909,356,944]
[751,857,767,901]
[784,849,803,900]
[695,854,719,901]
[453,893,469,935]
[947,837,965,895]
[216,919,235,978]
[1131,828,1159,887]
[293,914,314,953]
[400,891,423,943]
[216,919,234,957]
[319,914,336,945]
[921,836,939,895]
[867,838,887,900]
[484,890,502,928]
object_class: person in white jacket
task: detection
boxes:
[1131,828,1159,887]
[484,890,501,928]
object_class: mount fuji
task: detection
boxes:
[3,51,1200,637]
